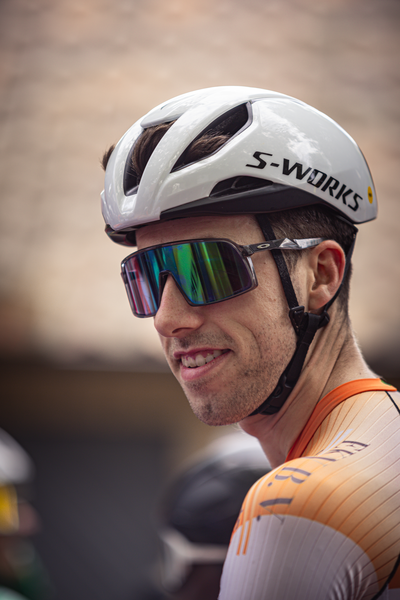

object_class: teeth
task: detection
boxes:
[186,356,197,368]
[196,354,206,367]
[182,350,223,368]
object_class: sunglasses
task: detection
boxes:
[121,237,324,318]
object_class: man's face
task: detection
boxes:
[136,215,298,426]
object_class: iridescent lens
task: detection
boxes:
[122,240,254,317]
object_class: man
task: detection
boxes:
[101,87,400,599]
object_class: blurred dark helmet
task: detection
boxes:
[156,433,270,597]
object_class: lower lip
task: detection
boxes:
[179,351,230,382]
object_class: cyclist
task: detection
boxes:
[0,429,52,600]
[101,87,400,599]
[154,433,270,599]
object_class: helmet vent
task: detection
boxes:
[172,103,251,172]
[123,121,176,196]
[211,176,273,197]
[123,145,140,196]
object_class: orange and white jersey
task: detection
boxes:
[220,379,400,600]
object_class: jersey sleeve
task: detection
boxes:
[219,454,392,600]
[219,389,400,600]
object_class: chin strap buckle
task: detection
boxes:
[317,309,330,329]
[289,306,330,334]
[289,306,305,334]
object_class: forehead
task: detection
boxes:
[136,214,262,249]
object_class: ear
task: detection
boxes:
[307,241,346,312]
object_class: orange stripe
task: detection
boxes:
[237,479,258,555]
[241,487,257,555]
[237,475,268,555]
[286,379,396,462]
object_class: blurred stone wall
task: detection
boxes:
[0,0,399,374]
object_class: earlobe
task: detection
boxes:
[308,241,346,312]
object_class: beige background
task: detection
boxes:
[0,0,399,375]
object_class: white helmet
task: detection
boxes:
[101,86,376,246]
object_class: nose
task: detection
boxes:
[154,275,205,338]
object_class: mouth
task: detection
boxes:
[180,349,228,369]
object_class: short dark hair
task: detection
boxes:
[266,206,354,313]
[102,118,355,313]
[101,144,115,171]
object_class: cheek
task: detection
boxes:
[216,282,290,345]
[249,296,292,352]
[253,269,290,325]
[241,268,296,352]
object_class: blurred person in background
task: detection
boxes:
[0,429,52,600]
[137,432,270,600]
[101,87,400,599]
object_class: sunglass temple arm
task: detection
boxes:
[241,237,325,256]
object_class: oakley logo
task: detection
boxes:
[246,151,362,212]
[256,243,270,249]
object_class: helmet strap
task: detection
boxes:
[250,214,355,416]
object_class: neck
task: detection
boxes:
[239,309,377,469]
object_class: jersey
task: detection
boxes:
[219,379,400,600]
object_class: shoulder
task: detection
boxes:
[243,391,400,531]
[220,453,400,600]
[234,450,369,534]
[219,391,400,600]
[221,458,381,600]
